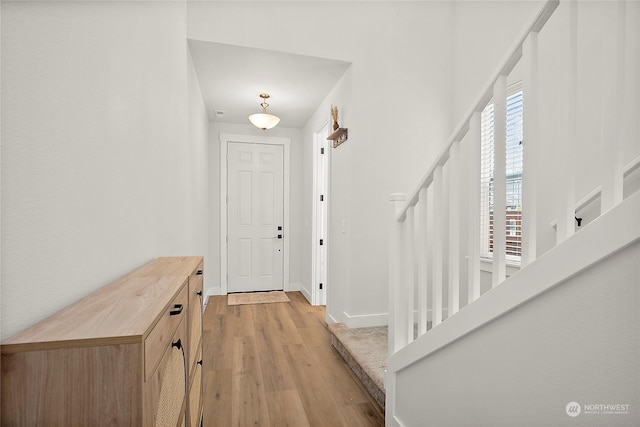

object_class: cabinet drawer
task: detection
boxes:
[145,282,188,380]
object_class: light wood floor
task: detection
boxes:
[202,291,385,427]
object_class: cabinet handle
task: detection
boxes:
[170,304,183,316]
[197,360,203,366]
[196,270,203,276]
[172,339,182,350]
[196,291,202,296]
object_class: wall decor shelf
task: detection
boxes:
[328,127,348,148]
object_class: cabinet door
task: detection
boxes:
[188,264,203,376]
[189,348,203,427]
[145,318,187,427]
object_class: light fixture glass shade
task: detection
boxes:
[248,113,280,131]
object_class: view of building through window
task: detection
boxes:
[480,88,523,259]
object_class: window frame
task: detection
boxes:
[480,81,524,267]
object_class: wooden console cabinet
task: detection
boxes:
[1,256,204,427]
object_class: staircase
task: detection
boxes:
[385,1,640,426]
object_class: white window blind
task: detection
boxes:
[480,87,524,261]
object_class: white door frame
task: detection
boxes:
[311,123,330,306]
[220,133,291,295]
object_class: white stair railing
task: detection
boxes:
[388,0,560,354]
[386,1,639,424]
[387,0,638,358]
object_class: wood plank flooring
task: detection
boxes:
[202,292,385,427]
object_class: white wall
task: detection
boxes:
[189,1,456,326]
[206,122,303,297]
[1,3,4,327]
[1,1,209,340]
[187,44,211,280]
[395,241,640,426]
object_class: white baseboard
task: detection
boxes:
[327,313,339,324]
[299,286,312,303]
[343,311,388,328]
[204,287,222,306]
[285,282,301,292]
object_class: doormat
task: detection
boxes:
[227,291,290,306]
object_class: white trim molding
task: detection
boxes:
[343,311,388,329]
[311,121,330,306]
[300,285,312,304]
[219,133,291,295]
[204,288,221,306]
[326,313,340,325]
[285,282,301,292]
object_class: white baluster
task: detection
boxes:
[426,184,435,330]
[521,32,539,267]
[388,193,406,355]
[601,0,626,213]
[493,76,507,287]
[417,187,429,336]
[441,162,449,319]
[404,206,416,344]
[626,1,640,176]
[432,166,444,326]
[625,1,640,182]
[620,0,640,183]
[448,141,460,316]
[468,112,481,303]
[556,0,577,244]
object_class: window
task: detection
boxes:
[480,86,523,261]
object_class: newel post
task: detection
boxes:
[388,193,407,356]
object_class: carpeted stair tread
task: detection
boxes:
[328,323,388,409]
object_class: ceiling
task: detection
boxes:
[188,40,351,128]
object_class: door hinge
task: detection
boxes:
[320,195,324,202]
[319,283,323,290]
[319,239,324,246]
[321,147,325,154]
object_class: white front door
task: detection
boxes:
[227,142,284,293]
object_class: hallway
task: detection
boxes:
[202,292,385,426]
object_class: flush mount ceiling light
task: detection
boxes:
[248,93,280,131]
